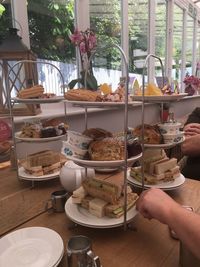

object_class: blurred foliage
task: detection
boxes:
[27,0,75,62]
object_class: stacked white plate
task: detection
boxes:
[0,227,64,267]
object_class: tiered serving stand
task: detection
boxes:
[130,54,187,190]
[64,44,143,230]
[7,60,66,186]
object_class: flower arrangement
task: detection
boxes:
[68,28,98,91]
[183,74,200,96]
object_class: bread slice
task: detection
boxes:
[72,186,87,204]
[26,150,60,167]
[89,198,108,217]
[155,158,177,174]
[82,178,122,204]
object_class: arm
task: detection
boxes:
[181,134,200,156]
[136,188,200,259]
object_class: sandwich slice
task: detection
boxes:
[105,192,138,218]
[82,177,123,204]
[72,186,87,204]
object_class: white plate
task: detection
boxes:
[66,152,142,168]
[0,227,64,267]
[127,173,185,191]
[144,136,185,149]
[65,197,138,228]
[63,100,140,107]
[18,167,60,181]
[12,96,64,104]
[15,132,67,142]
[131,93,188,102]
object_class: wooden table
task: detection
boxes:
[1,169,200,267]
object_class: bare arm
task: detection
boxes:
[136,188,200,259]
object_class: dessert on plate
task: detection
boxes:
[72,176,138,218]
[130,149,180,184]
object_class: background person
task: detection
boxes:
[181,107,200,179]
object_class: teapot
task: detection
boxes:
[59,161,95,192]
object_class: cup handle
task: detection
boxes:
[87,250,101,267]
[75,169,82,188]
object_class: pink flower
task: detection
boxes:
[70,28,97,71]
[70,29,83,45]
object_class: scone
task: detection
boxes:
[82,128,113,140]
[88,138,125,161]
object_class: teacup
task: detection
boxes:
[67,130,93,150]
[59,161,95,192]
[61,141,88,159]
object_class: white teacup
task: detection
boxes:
[59,161,95,192]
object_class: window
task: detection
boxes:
[89,0,122,89]
[128,0,148,78]
[185,14,195,75]
[172,4,184,82]
[155,0,167,76]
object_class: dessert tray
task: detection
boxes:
[0,227,64,267]
[18,167,60,181]
[11,96,64,104]
[127,173,185,191]
[131,93,188,102]
[65,197,138,228]
[15,132,67,142]
[66,152,142,168]
[64,100,141,107]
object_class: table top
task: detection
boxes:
[1,169,200,267]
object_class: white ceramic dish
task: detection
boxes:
[0,227,64,267]
[158,122,182,134]
[131,93,188,102]
[18,167,60,181]
[127,173,185,191]
[12,96,64,104]
[15,132,67,142]
[62,141,88,159]
[66,152,142,168]
[65,197,138,228]
[67,130,92,149]
[162,131,184,144]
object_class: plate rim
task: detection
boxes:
[11,96,64,103]
[65,197,138,228]
[63,100,140,107]
[18,166,60,181]
[144,136,185,149]
[15,131,67,142]
[131,93,188,102]
[0,226,64,267]
[127,172,185,190]
[66,152,142,168]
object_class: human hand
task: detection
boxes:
[181,134,200,156]
[136,188,179,224]
[184,123,200,137]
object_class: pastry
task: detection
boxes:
[82,128,113,140]
[17,85,44,99]
[133,124,163,144]
[64,88,102,102]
